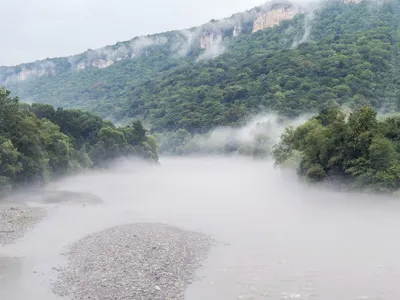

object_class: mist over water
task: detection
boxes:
[1,156,400,299]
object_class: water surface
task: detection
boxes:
[1,157,400,300]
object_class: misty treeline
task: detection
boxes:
[153,121,275,157]
[273,103,400,193]
[0,88,158,195]
[4,0,400,143]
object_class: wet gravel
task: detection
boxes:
[53,223,213,300]
[41,190,104,205]
[0,203,45,245]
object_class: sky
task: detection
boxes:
[1,0,265,66]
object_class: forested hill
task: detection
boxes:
[0,89,158,195]
[1,0,400,136]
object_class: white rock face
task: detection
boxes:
[253,4,300,33]
[8,64,56,81]
[16,69,46,81]
[233,24,242,37]
[200,31,223,49]
[91,59,114,69]
[76,62,86,70]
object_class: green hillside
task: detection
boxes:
[2,1,400,136]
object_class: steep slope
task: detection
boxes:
[0,0,305,82]
[1,0,399,135]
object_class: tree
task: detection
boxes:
[273,105,400,192]
[0,88,159,195]
[0,138,22,193]
[38,119,71,176]
[0,89,21,139]
[90,127,129,164]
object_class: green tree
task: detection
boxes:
[273,105,400,192]
[0,138,22,193]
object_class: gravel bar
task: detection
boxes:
[53,223,213,300]
[0,203,45,245]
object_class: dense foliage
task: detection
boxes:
[0,89,158,195]
[5,1,400,138]
[273,104,400,192]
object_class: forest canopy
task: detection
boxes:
[273,104,400,193]
[0,88,158,195]
[4,1,400,138]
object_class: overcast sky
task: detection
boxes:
[1,0,265,66]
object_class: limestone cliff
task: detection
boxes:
[200,31,223,49]
[233,24,242,37]
[15,68,54,81]
[253,4,301,33]
[0,0,368,84]
[91,59,114,69]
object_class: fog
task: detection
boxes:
[1,156,400,299]
[156,112,312,156]
[196,44,227,62]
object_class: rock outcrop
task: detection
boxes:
[91,59,114,69]
[0,0,368,83]
[253,4,300,33]
[200,31,223,49]
[233,24,242,37]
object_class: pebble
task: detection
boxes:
[52,223,213,300]
[0,203,45,245]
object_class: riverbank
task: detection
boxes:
[0,203,45,246]
[53,223,213,300]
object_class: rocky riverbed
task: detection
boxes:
[0,203,45,245]
[53,223,213,300]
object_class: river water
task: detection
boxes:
[1,157,400,300]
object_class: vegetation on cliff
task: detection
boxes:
[4,1,400,138]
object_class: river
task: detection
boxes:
[1,157,400,299]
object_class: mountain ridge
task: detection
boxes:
[0,0,360,84]
[1,0,395,138]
